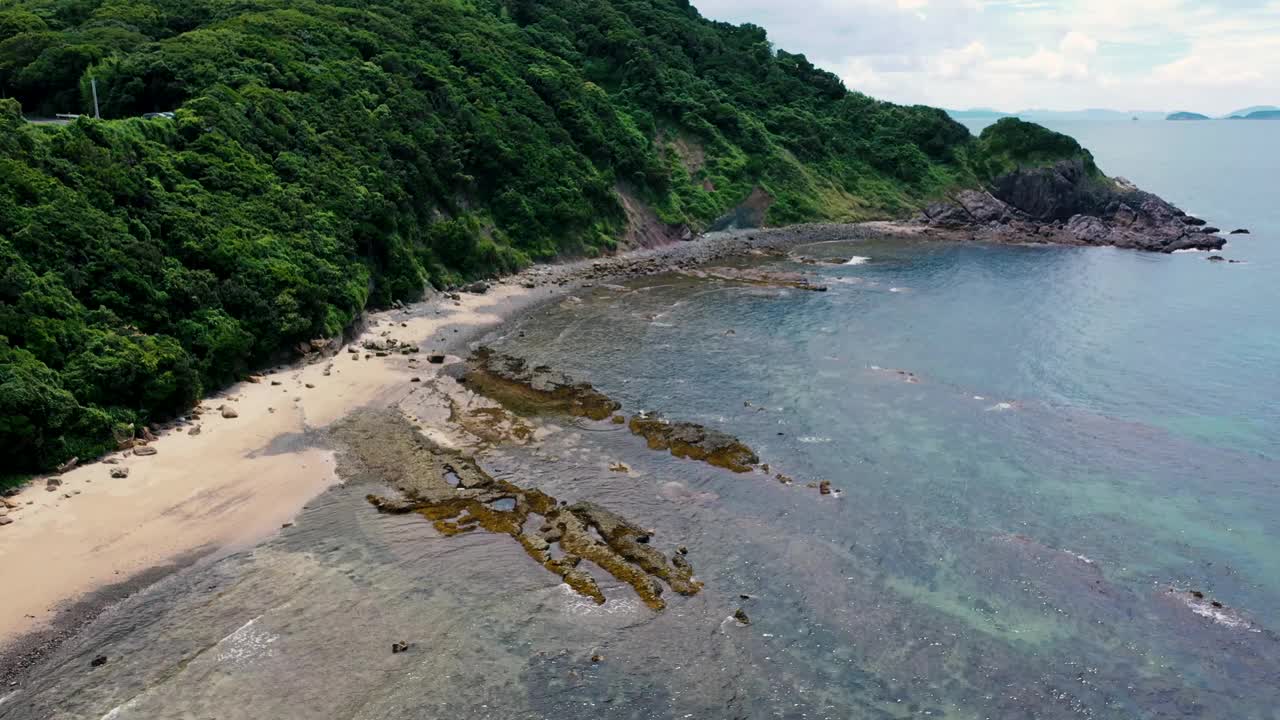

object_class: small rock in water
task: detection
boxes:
[1207,255,1226,262]
[608,461,629,473]
[110,467,130,479]
[391,641,410,654]
[590,654,604,663]
[733,608,751,625]
[677,545,689,555]
[1230,228,1250,234]
[819,480,832,495]
[90,655,108,668]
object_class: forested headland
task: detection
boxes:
[0,0,1091,478]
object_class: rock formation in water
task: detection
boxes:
[921,159,1226,253]
[456,347,621,421]
[333,410,700,610]
[680,266,828,291]
[628,415,760,473]
[458,349,765,475]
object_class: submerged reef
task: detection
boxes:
[332,410,699,609]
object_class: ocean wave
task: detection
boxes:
[844,256,870,265]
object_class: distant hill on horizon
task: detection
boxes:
[1232,110,1280,120]
[1167,111,1210,121]
[1224,105,1279,118]
[948,108,1166,122]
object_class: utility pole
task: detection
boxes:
[91,77,100,119]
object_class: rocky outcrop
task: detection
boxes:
[681,266,827,291]
[335,410,700,610]
[921,159,1226,253]
[458,349,774,477]
[628,415,760,473]
[458,347,621,421]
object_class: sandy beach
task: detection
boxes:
[0,280,556,648]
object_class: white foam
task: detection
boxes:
[798,436,832,444]
[557,584,643,616]
[214,615,278,664]
[844,256,870,265]
[985,402,1016,412]
[99,699,138,720]
[889,287,909,293]
[1183,596,1257,631]
[0,692,16,707]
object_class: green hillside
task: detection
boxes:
[0,0,1078,478]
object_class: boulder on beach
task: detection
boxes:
[221,406,239,418]
[134,445,158,456]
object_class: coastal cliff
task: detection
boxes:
[921,159,1225,252]
[920,119,1225,252]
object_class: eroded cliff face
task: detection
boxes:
[922,159,1226,253]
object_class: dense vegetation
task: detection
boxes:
[971,117,1100,181]
[0,0,1081,479]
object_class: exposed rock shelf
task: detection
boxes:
[335,410,701,610]
[921,159,1227,253]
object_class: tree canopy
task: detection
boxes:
[0,0,1088,480]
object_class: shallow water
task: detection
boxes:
[5,123,1279,719]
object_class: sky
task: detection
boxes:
[689,0,1280,115]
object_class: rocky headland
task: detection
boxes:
[919,159,1227,253]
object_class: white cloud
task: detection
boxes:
[692,0,1280,114]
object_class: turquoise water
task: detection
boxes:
[6,121,1278,719]
[484,120,1280,716]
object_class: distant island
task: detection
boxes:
[1225,105,1279,118]
[1229,110,1280,120]
[949,108,1167,123]
[951,106,1280,123]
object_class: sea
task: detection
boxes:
[3,118,1277,719]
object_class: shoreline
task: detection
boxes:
[0,223,866,681]
[0,216,1220,681]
